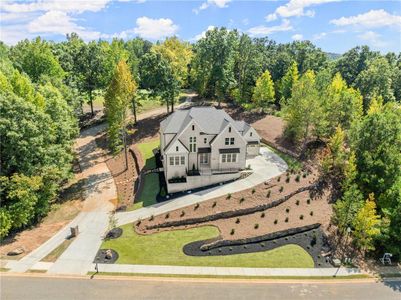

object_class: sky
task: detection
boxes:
[1,0,400,54]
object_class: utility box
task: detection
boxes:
[70,226,79,237]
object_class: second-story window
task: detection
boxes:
[225,138,229,145]
[230,137,235,145]
[189,137,197,152]
[204,138,207,144]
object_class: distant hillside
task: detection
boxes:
[326,52,342,60]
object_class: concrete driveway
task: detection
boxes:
[116,147,287,226]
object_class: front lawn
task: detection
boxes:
[101,224,314,268]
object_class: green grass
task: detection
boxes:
[0,267,10,272]
[101,224,314,268]
[41,238,75,262]
[129,139,160,210]
[87,272,371,280]
[263,144,302,172]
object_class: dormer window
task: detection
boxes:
[192,125,195,131]
[228,127,231,133]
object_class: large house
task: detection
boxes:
[160,107,260,193]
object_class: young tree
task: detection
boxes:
[321,126,347,179]
[352,193,381,252]
[282,70,321,144]
[279,61,299,101]
[104,60,137,157]
[252,70,275,108]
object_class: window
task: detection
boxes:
[170,155,186,166]
[175,156,179,165]
[181,156,185,165]
[250,132,253,137]
[170,157,174,165]
[230,138,235,145]
[190,137,196,152]
[176,146,179,152]
[221,153,237,163]
[192,125,195,131]
[204,138,207,144]
[225,138,229,145]
[228,127,231,133]
[200,153,208,164]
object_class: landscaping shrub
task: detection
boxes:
[302,173,307,178]
[266,190,271,198]
[279,186,284,192]
[226,193,231,200]
[261,212,265,218]
[310,211,314,216]
[230,229,235,235]
[295,175,300,182]
[296,200,300,205]
[285,217,289,222]
[194,203,200,210]
[307,199,311,204]
[277,176,281,182]
[251,188,256,194]
[300,214,304,220]
[235,218,240,224]
[239,197,245,203]
[180,211,185,217]
[260,242,265,247]
[136,220,141,227]
[274,219,278,224]
[212,201,217,208]
[286,208,290,213]
[160,186,167,197]
[149,215,154,221]
[254,223,259,229]
[285,176,290,183]
[165,213,170,219]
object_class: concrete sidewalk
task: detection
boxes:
[92,263,363,277]
[116,147,287,226]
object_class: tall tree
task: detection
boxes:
[152,37,193,87]
[252,70,275,108]
[279,61,299,101]
[10,37,64,83]
[104,60,137,156]
[139,52,179,113]
[282,70,321,144]
[355,57,395,110]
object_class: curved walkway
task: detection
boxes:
[6,123,116,275]
[116,147,288,226]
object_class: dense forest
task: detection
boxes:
[0,28,400,257]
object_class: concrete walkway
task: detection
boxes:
[7,123,116,275]
[116,147,287,226]
[93,263,363,277]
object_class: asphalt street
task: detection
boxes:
[1,275,400,300]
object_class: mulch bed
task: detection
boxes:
[93,249,119,264]
[105,228,123,240]
[183,227,333,268]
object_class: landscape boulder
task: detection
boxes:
[8,247,25,256]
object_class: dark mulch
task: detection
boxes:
[105,228,123,240]
[93,249,119,264]
[183,227,333,268]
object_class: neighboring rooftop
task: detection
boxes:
[160,107,249,135]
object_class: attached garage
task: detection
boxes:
[246,141,260,158]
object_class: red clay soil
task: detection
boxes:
[136,170,333,242]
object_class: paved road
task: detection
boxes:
[116,147,287,226]
[1,275,400,300]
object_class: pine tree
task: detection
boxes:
[104,60,137,154]
[252,70,275,108]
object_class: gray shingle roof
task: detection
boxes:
[160,107,245,134]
